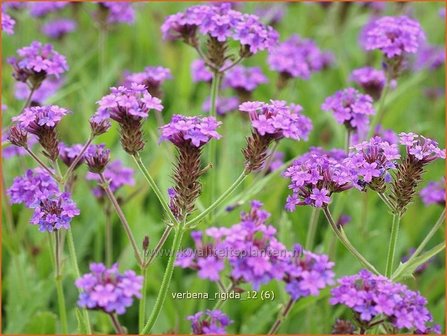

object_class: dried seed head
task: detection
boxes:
[331,319,356,334]
[119,117,145,155]
[243,131,274,173]
[90,119,111,137]
[39,128,60,161]
[8,126,28,148]
[206,35,228,69]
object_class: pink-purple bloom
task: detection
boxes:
[350,67,388,100]
[13,105,70,135]
[42,19,76,40]
[122,66,172,97]
[191,59,213,83]
[161,3,278,54]
[2,10,15,34]
[76,263,143,315]
[87,160,135,197]
[399,132,445,163]
[84,144,111,174]
[223,65,267,92]
[240,100,312,141]
[187,310,233,334]
[268,34,333,79]
[29,1,68,17]
[415,44,445,71]
[283,148,350,210]
[160,115,222,148]
[202,96,240,116]
[95,2,135,25]
[360,16,425,58]
[15,77,63,105]
[330,270,437,333]
[58,143,85,168]
[420,178,445,206]
[322,88,375,133]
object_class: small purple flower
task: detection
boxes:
[187,309,232,335]
[191,59,213,83]
[7,168,59,207]
[350,67,391,100]
[415,44,445,71]
[8,41,68,84]
[399,132,445,163]
[160,115,222,148]
[202,96,240,116]
[58,143,85,168]
[122,66,172,97]
[2,10,15,34]
[84,144,111,174]
[29,2,68,17]
[13,105,70,135]
[240,100,312,141]
[30,192,80,232]
[360,16,425,58]
[76,263,143,315]
[87,160,135,197]
[322,88,375,133]
[420,178,445,206]
[15,77,63,105]
[42,19,76,40]
[95,2,135,25]
[330,270,437,333]
[268,34,333,80]
[223,65,267,92]
[283,148,350,210]
[2,128,38,159]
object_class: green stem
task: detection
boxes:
[369,76,391,137]
[109,313,125,334]
[105,207,113,267]
[305,208,320,250]
[24,147,60,181]
[21,85,36,112]
[210,283,235,312]
[322,207,379,275]
[411,208,445,259]
[54,231,68,334]
[207,71,222,223]
[268,298,295,334]
[186,170,248,228]
[132,154,178,226]
[146,225,173,267]
[345,129,351,154]
[385,214,401,277]
[140,227,185,334]
[260,141,279,177]
[138,266,149,332]
[377,192,394,212]
[100,173,143,267]
[63,135,93,183]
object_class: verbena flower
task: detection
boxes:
[87,160,135,198]
[7,168,59,207]
[202,96,240,116]
[372,125,399,145]
[85,144,111,174]
[346,136,400,192]
[284,246,335,300]
[95,2,135,26]
[13,105,70,161]
[2,128,37,159]
[331,319,357,334]
[414,44,445,71]
[76,263,143,315]
[30,192,80,232]
[2,10,15,34]
[283,147,350,210]
[322,88,375,133]
[15,77,63,105]
[161,3,278,65]
[254,3,285,26]
[330,270,437,333]
[191,59,213,83]
[350,67,389,100]
[420,178,445,206]
[268,34,333,87]
[8,41,68,87]
[42,19,77,40]
[94,84,163,154]
[187,310,233,334]
[361,16,425,58]
[223,65,267,93]
[58,143,85,169]
[241,100,312,172]
[29,2,68,17]
[123,66,172,97]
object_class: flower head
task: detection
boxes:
[2,11,15,34]
[8,41,68,85]
[58,143,85,169]
[76,263,143,315]
[223,65,267,92]
[13,105,69,133]
[399,132,445,163]
[85,144,111,174]
[95,2,135,25]
[202,96,240,116]
[191,59,213,82]
[160,115,222,148]
[15,77,63,105]
[7,168,59,207]
[29,2,68,17]
[122,66,172,97]
[42,19,76,40]
[415,44,445,71]
[322,88,375,133]
[350,67,389,100]
[187,310,233,335]
[420,178,445,206]
[30,192,80,232]
[3,129,37,159]
[87,160,135,198]
[330,270,437,332]
[283,148,351,210]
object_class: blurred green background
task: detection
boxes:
[2,2,445,334]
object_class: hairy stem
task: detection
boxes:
[323,207,379,275]
[140,226,185,334]
[146,225,173,267]
[63,135,93,183]
[305,208,320,250]
[345,129,351,154]
[268,298,295,334]
[385,214,401,277]
[21,85,36,112]
[25,147,60,181]
[109,313,125,334]
[100,173,143,267]
[54,231,68,334]
[138,266,149,332]
[411,208,445,259]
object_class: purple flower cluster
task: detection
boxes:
[350,67,388,100]
[191,59,213,83]
[202,96,239,116]
[283,148,350,210]
[13,105,70,135]
[399,132,445,163]
[346,136,400,190]
[268,34,333,79]
[93,84,163,124]
[415,44,445,71]
[360,16,425,58]
[330,270,437,332]
[87,160,135,197]
[42,19,77,40]
[322,88,375,133]
[284,247,335,300]
[161,3,278,54]
[59,143,85,168]
[2,11,15,35]
[123,66,172,96]
[8,41,68,82]
[160,115,222,148]
[29,2,68,17]
[84,144,111,174]
[76,263,143,315]
[240,100,312,140]
[420,178,445,206]
[222,65,267,92]
[2,130,37,159]
[7,168,59,207]
[30,192,80,232]
[15,77,63,105]
[96,2,135,25]
[187,310,233,335]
